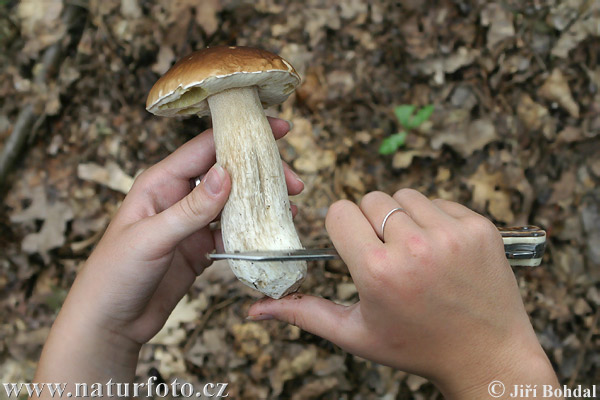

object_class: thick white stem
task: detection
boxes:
[207,87,306,299]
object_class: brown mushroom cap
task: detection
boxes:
[146,46,300,117]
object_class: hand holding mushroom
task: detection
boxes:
[147,46,306,299]
[32,118,303,389]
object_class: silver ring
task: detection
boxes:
[381,207,407,241]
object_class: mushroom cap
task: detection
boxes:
[146,46,300,117]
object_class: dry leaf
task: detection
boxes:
[411,47,479,85]
[538,69,580,118]
[517,94,550,131]
[481,3,515,49]
[120,0,142,18]
[77,161,134,194]
[552,3,600,58]
[231,323,270,358]
[195,0,222,36]
[336,282,357,301]
[464,165,514,223]
[10,187,73,263]
[431,118,497,158]
[406,374,429,392]
[150,295,208,345]
[17,0,65,57]
[291,377,339,400]
[313,355,346,376]
[151,45,176,75]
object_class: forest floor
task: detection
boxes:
[1,0,599,399]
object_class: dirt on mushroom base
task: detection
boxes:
[1,0,599,398]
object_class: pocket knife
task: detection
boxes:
[209,225,546,267]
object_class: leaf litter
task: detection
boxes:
[1,0,599,398]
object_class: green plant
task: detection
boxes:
[379,104,434,155]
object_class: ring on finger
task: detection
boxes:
[381,207,409,242]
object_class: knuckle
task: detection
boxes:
[178,193,205,220]
[363,245,391,281]
[131,168,152,191]
[468,215,497,237]
[405,233,433,265]
[393,188,418,201]
[359,191,386,208]
[326,200,352,225]
[436,227,462,255]
[288,310,307,330]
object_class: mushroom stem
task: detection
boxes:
[207,86,306,299]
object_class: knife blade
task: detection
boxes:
[209,225,546,267]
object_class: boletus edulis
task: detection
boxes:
[146,46,306,299]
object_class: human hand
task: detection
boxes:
[248,190,559,399]
[34,118,303,387]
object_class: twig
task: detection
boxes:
[0,4,84,191]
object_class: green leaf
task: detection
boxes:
[379,132,408,155]
[407,104,434,129]
[394,105,416,128]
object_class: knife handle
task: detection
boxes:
[500,226,546,267]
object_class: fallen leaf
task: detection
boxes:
[77,161,135,194]
[481,3,515,49]
[151,45,175,75]
[411,47,480,85]
[464,164,514,223]
[120,0,142,19]
[270,346,318,396]
[17,0,65,57]
[194,0,222,36]
[406,374,429,392]
[336,282,357,301]
[10,187,73,263]
[231,322,270,358]
[291,377,339,400]
[431,117,497,158]
[313,355,346,376]
[517,94,550,131]
[552,3,600,58]
[150,294,208,345]
[538,69,580,118]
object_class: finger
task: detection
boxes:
[191,161,302,197]
[432,198,475,219]
[142,164,231,253]
[359,191,421,242]
[134,251,199,330]
[326,200,385,283]
[283,161,304,195]
[247,294,365,352]
[392,188,449,228]
[213,229,224,253]
[267,117,293,139]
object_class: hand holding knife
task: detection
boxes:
[210,225,546,267]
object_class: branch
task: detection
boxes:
[0,4,84,191]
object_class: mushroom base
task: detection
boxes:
[207,86,307,299]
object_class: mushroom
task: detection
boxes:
[146,46,306,299]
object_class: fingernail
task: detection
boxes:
[203,164,225,196]
[289,168,304,185]
[283,119,294,131]
[246,314,274,321]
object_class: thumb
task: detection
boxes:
[248,294,363,351]
[147,164,231,249]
